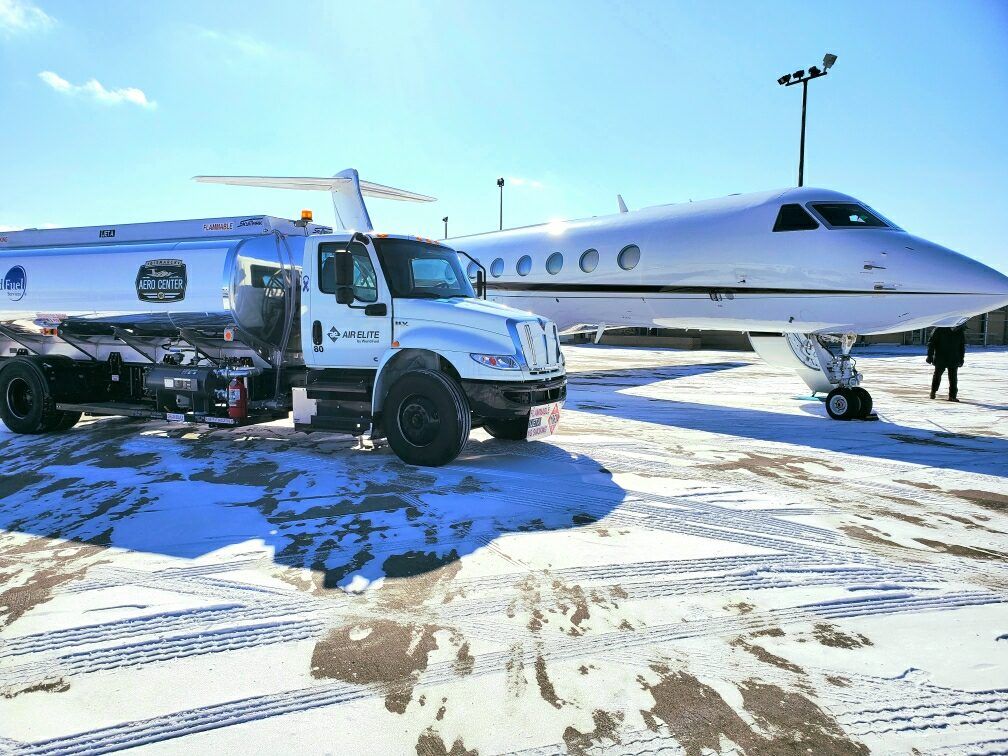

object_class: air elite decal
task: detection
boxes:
[136,259,187,303]
[203,221,234,232]
[328,326,380,344]
[3,265,26,301]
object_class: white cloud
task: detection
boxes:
[507,176,544,190]
[0,0,53,34]
[38,70,156,109]
[196,27,273,58]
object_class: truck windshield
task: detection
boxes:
[373,238,475,299]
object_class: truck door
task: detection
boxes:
[306,238,392,368]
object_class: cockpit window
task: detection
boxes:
[810,203,888,228]
[773,204,819,232]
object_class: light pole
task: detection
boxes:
[778,53,837,187]
[442,216,448,239]
[497,177,504,230]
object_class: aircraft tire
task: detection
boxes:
[384,369,470,467]
[825,387,861,421]
[851,387,873,418]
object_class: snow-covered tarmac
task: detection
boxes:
[1,344,1006,755]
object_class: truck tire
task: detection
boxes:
[0,362,61,434]
[483,415,529,440]
[384,369,470,467]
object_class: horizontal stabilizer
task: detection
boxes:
[192,168,435,231]
[192,175,435,203]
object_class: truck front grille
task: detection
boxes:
[519,321,562,373]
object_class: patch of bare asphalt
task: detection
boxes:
[731,638,804,674]
[415,728,476,756]
[812,623,873,649]
[708,452,842,485]
[310,620,440,714]
[92,452,159,469]
[190,459,298,491]
[505,643,526,696]
[2,678,70,698]
[639,664,867,756]
[913,538,1008,562]
[453,642,474,676]
[839,524,905,550]
[750,627,785,638]
[949,489,1008,513]
[535,654,565,709]
[725,601,755,615]
[0,538,105,627]
[563,709,624,755]
[885,433,959,448]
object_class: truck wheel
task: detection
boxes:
[384,370,470,467]
[0,363,60,434]
[483,415,529,440]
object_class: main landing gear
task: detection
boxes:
[823,332,875,421]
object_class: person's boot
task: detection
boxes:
[930,391,936,399]
[948,396,959,402]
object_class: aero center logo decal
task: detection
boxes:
[3,265,26,301]
[136,259,188,303]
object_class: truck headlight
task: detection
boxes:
[470,353,521,370]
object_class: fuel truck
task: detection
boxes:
[0,214,566,466]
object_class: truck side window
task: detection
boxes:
[319,245,346,293]
[352,252,378,302]
[318,244,378,302]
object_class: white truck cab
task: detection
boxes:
[293,231,566,464]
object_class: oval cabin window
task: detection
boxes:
[466,261,480,281]
[618,244,640,271]
[490,258,504,278]
[579,249,599,273]
[546,252,563,275]
[516,255,532,276]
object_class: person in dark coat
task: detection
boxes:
[927,325,966,401]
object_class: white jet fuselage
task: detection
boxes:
[453,188,1008,335]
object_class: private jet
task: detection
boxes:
[195,172,1008,420]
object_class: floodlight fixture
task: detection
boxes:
[777,53,839,187]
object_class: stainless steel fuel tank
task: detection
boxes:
[0,217,319,348]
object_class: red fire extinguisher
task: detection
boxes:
[227,376,248,421]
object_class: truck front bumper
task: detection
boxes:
[461,375,567,419]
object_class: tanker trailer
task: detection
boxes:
[0,215,566,466]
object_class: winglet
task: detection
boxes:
[193,169,435,231]
[617,194,629,214]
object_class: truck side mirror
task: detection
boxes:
[476,269,486,299]
[334,252,354,287]
[336,286,355,305]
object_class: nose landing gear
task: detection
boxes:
[823,332,876,421]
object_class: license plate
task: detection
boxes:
[527,401,562,440]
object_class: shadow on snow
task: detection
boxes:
[0,417,625,591]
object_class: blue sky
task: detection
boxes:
[1,0,1006,270]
